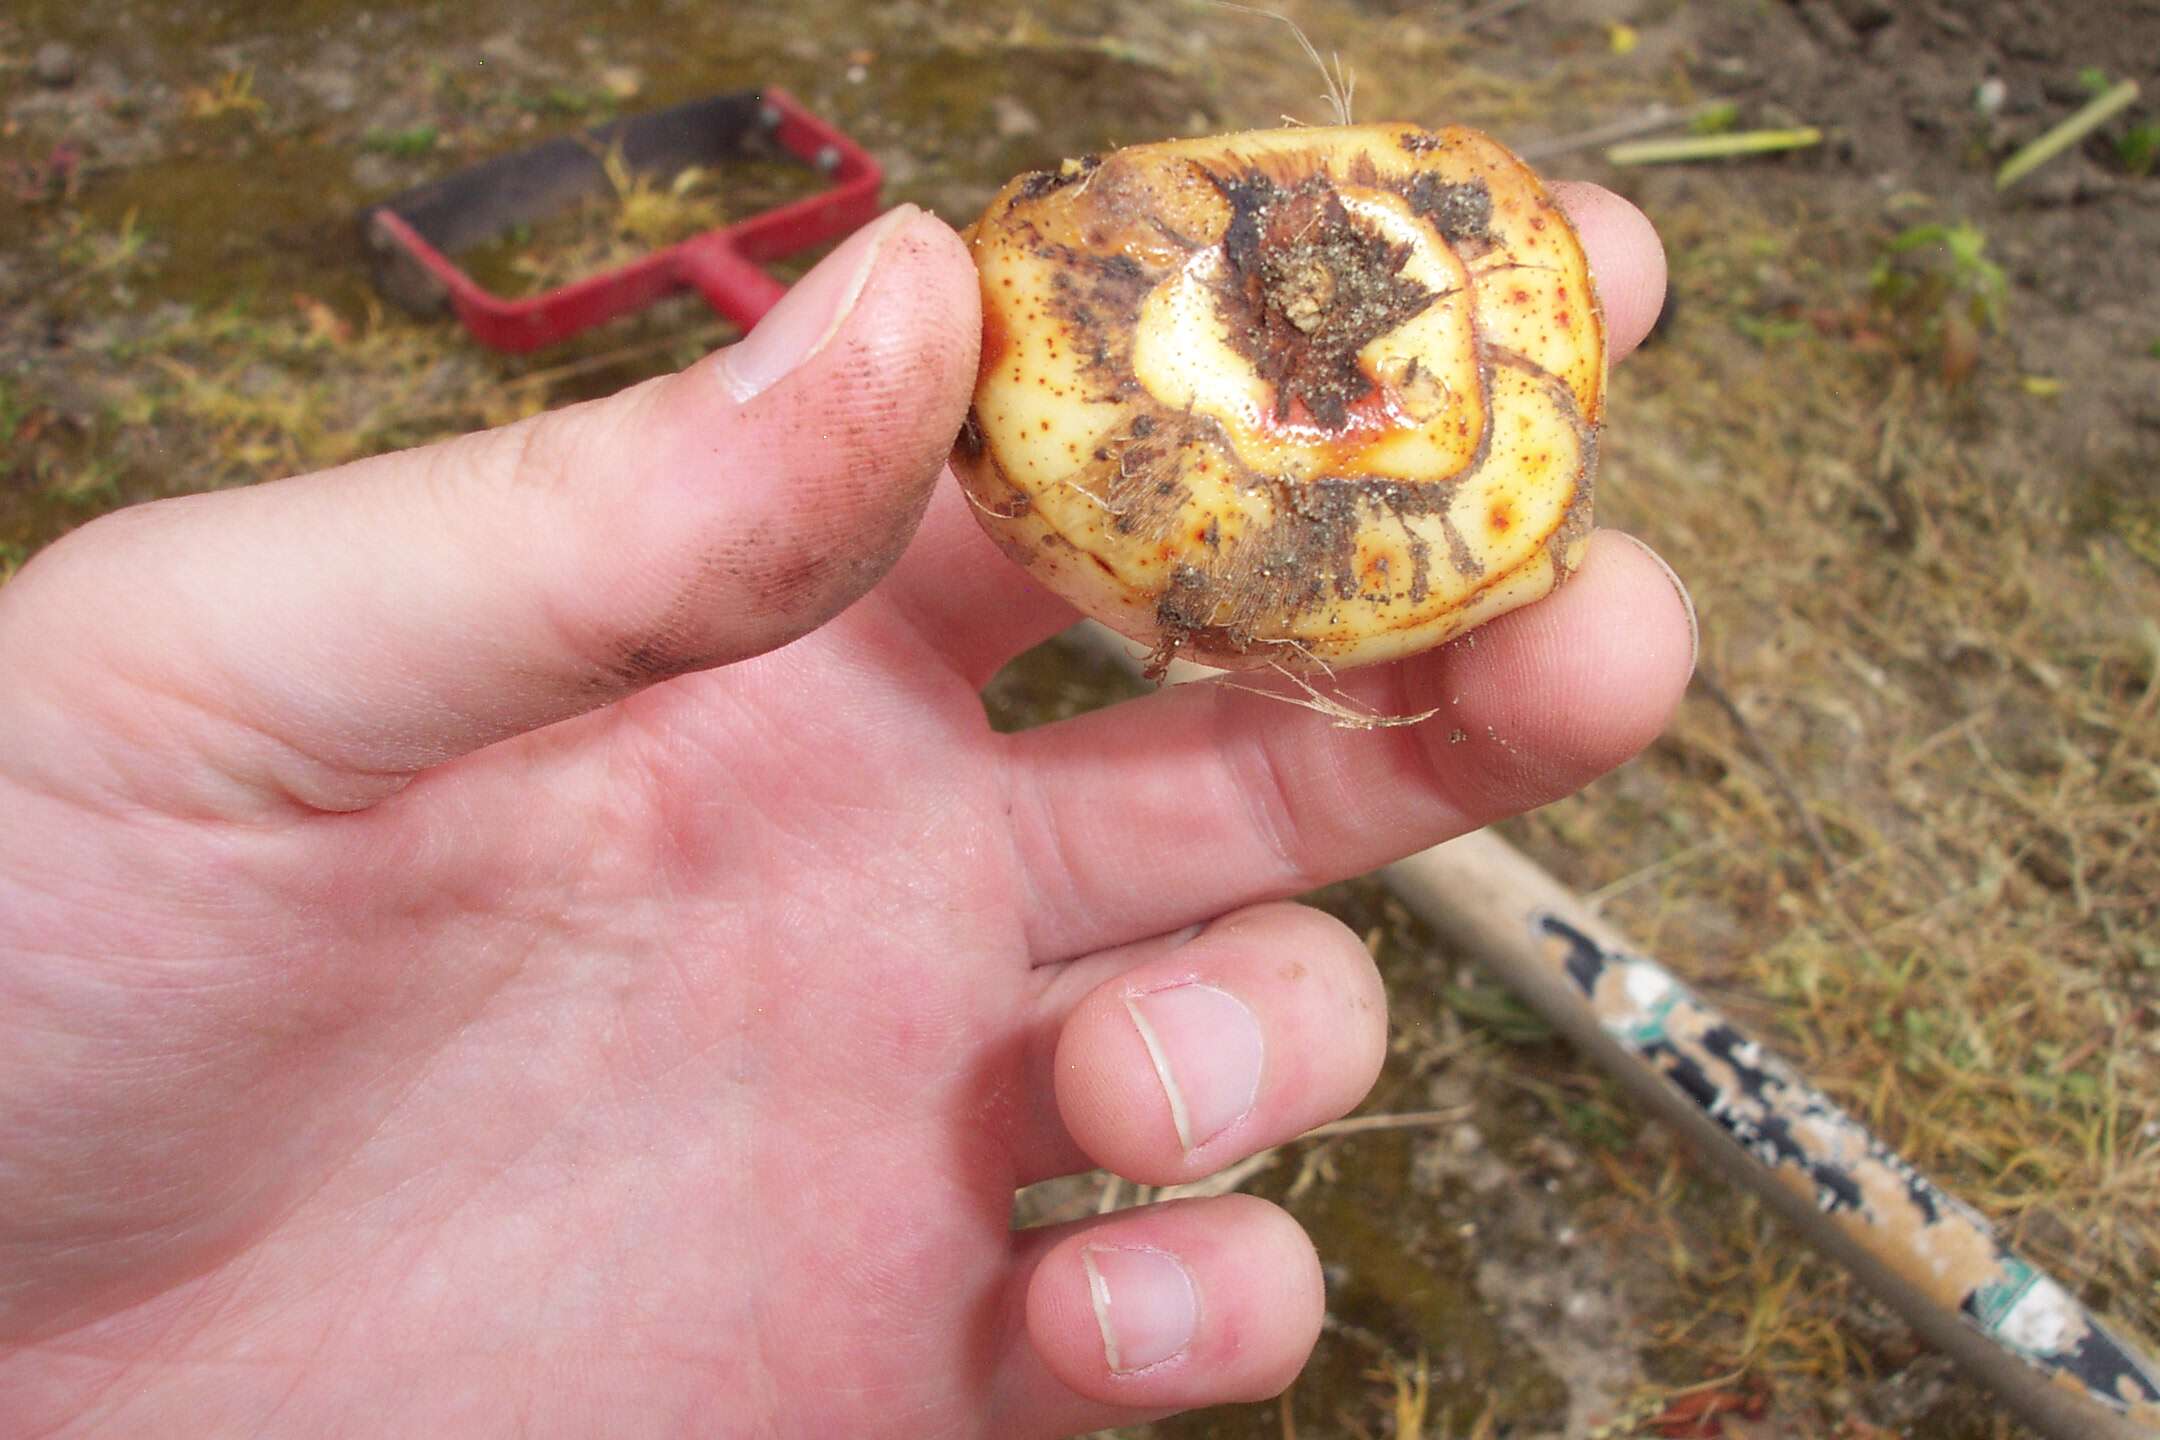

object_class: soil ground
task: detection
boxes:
[3,2,2156,1437]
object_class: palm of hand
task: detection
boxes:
[5,604,1069,1433]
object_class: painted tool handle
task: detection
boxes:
[1386,830,2160,1440]
[1057,618,2160,1436]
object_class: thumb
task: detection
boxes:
[0,204,978,816]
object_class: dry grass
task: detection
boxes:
[1522,187,2160,1406]
[8,298,540,504]
[2,208,735,563]
[180,67,269,125]
[481,146,738,296]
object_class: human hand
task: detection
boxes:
[0,190,1688,1436]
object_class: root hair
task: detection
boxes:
[1215,653,1442,730]
[1209,2,1356,126]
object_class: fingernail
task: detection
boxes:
[1082,1246,1198,1374]
[715,203,920,402]
[1125,982,1263,1152]
[1617,532,1698,672]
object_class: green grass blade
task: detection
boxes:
[1607,127,1823,165]
[1997,79,2140,190]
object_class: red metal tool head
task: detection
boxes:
[362,88,881,352]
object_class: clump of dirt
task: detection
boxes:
[1216,170,1435,427]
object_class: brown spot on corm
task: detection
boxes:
[1437,514,1481,586]
[1013,153,1103,203]
[1403,173,1492,244]
[1033,243,1159,388]
[978,303,1011,388]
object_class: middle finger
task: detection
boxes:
[995,529,1694,963]
[1006,901,1388,1187]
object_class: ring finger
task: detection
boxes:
[1007,901,1389,1187]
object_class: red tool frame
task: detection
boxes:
[362,88,882,352]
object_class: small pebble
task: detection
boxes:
[991,95,1040,139]
[34,41,79,88]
